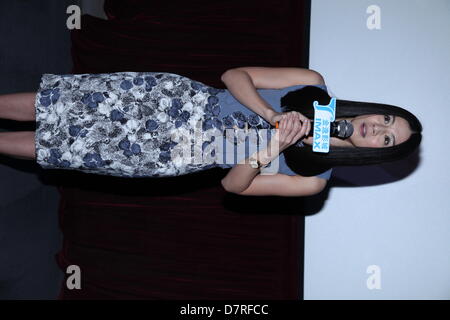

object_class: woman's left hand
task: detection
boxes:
[271,112,310,152]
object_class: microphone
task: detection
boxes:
[329,119,354,139]
[275,119,354,139]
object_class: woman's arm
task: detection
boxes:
[220,67,325,125]
[221,69,277,123]
[221,146,327,197]
[238,174,327,197]
[220,134,280,194]
[221,112,318,196]
[225,66,325,89]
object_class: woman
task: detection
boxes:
[0,67,422,197]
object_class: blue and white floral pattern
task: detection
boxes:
[35,71,233,177]
[35,71,280,177]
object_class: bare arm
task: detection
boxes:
[238,174,327,197]
[221,132,281,194]
[221,112,323,196]
[227,66,325,89]
[220,134,327,196]
[219,67,326,197]
[220,66,325,125]
[221,154,327,197]
[221,69,277,123]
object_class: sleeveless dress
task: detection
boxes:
[34,71,333,180]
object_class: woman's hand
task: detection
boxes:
[268,111,284,126]
[271,112,311,152]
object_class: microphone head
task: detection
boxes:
[331,119,354,139]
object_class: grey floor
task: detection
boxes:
[0,0,88,299]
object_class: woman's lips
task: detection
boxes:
[361,123,366,137]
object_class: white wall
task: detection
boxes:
[306,0,450,299]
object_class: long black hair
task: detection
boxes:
[280,86,423,176]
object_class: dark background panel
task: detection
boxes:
[0,0,316,299]
[0,0,83,299]
[59,0,313,299]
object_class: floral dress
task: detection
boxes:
[35,72,336,180]
[34,71,274,178]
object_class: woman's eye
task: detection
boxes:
[385,135,391,145]
[384,115,391,124]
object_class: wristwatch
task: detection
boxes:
[249,156,270,169]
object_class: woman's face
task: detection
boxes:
[347,114,412,148]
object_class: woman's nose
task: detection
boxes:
[373,123,387,136]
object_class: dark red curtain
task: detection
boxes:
[54,0,310,299]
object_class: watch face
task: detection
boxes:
[249,158,258,168]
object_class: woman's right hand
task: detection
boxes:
[268,111,284,126]
[272,112,311,152]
